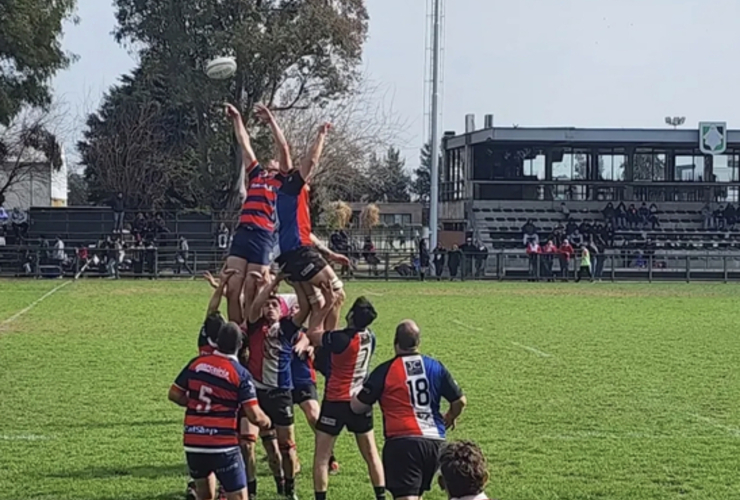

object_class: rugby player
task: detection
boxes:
[223,103,281,324]
[307,297,385,500]
[243,274,313,500]
[256,105,349,332]
[351,320,466,500]
[438,441,492,500]
[169,323,272,500]
[198,269,235,356]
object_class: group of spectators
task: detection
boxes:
[0,206,30,246]
[601,202,660,230]
[701,203,740,230]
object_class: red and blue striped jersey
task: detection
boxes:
[275,171,312,253]
[245,318,301,390]
[322,328,375,402]
[239,162,283,232]
[357,354,463,440]
[172,352,258,452]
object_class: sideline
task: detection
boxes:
[0,281,72,329]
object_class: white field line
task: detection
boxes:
[362,290,385,297]
[689,414,740,437]
[511,341,552,358]
[452,319,482,332]
[541,431,736,440]
[0,281,71,328]
[0,434,54,441]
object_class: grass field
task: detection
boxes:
[1,279,740,500]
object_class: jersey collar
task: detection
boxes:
[452,494,489,500]
[214,350,239,362]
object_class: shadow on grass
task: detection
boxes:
[47,463,186,480]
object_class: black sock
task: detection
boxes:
[315,492,327,500]
[275,476,285,495]
[329,454,336,464]
[285,477,295,495]
[374,486,386,499]
[247,480,257,495]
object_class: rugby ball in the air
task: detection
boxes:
[205,57,237,80]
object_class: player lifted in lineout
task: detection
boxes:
[223,104,282,325]
[255,105,350,332]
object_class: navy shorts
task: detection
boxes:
[186,448,246,493]
[229,226,274,266]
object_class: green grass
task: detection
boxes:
[1,279,740,500]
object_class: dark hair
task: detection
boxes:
[394,321,420,350]
[348,296,377,329]
[204,312,225,343]
[439,441,489,498]
[216,322,243,355]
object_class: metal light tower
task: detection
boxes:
[428,0,442,249]
[665,116,686,129]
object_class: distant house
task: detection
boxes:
[0,147,67,210]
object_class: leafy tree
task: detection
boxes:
[67,171,88,206]
[367,147,411,203]
[0,0,77,124]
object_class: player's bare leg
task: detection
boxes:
[313,430,338,497]
[224,489,250,500]
[356,430,385,494]
[306,266,345,331]
[276,425,299,499]
[260,430,285,494]
[242,264,270,323]
[299,399,320,428]
[239,419,258,499]
[224,256,247,323]
[192,476,218,500]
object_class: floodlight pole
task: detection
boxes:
[429,0,441,249]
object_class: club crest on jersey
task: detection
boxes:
[405,359,424,376]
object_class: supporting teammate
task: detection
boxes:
[169,324,272,500]
[256,105,349,332]
[351,320,467,500]
[198,269,234,356]
[438,441,491,500]
[243,274,312,500]
[223,103,281,324]
[308,297,386,500]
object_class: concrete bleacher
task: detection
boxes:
[472,200,740,252]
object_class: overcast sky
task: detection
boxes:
[53,0,740,169]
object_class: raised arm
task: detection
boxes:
[255,104,292,174]
[205,269,236,316]
[248,274,282,324]
[299,122,331,181]
[225,103,258,179]
[291,281,311,327]
[310,233,351,266]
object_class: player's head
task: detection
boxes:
[346,296,377,330]
[204,311,226,343]
[266,159,280,172]
[262,295,282,323]
[216,322,243,355]
[438,441,489,499]
[394,320,421,354]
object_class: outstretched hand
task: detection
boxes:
[319,122,332,134]
[254,103,273,123]
[329,252,351,267]
[203,271,219,289]
[224,103,241,120]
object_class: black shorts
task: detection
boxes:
[315,401,373,436]
[256,388,294,427]
[186,448,246,493]
[383,437,443,499]
[292,384,318,405]
[277,246,328,282]
[228,225,275,266]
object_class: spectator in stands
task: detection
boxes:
[558,239,574,280]
[724,203,737,230]
[521,219,538,246]
[579,220,593,239]
[330,229,351,277]
[217,223,230,249]
[566,219,578,238]
[438,441,491,500]
[461,237,477,278]
[110,192,125,233]
[362,236,380,275]
[551,222,565,246]
[714,204,726,230]
[526,239,541,281]
[0,226,6,247]
[154,214,169,239]
[627,204,639,229]
[615,202,627,229]
[433,243,446,281]
[648,203,661,230]
[0,205,7,225]
[474,240,488,278]
[10,208,29,241]
[53,236,66,265]
[542,239,557,280]
[176,235,193,275]
[603,221,615,248]
[133,212,146,238]
[638,203,650,229]
[418,239,431,281]
[448,244,462,281]
[576,246,592,282]
[570,228,584,247]
[588,237,604,280]
[602,202,616,226]
[701,203,712,230]
[559,202,570,221]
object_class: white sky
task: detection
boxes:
[53,0,740,170]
